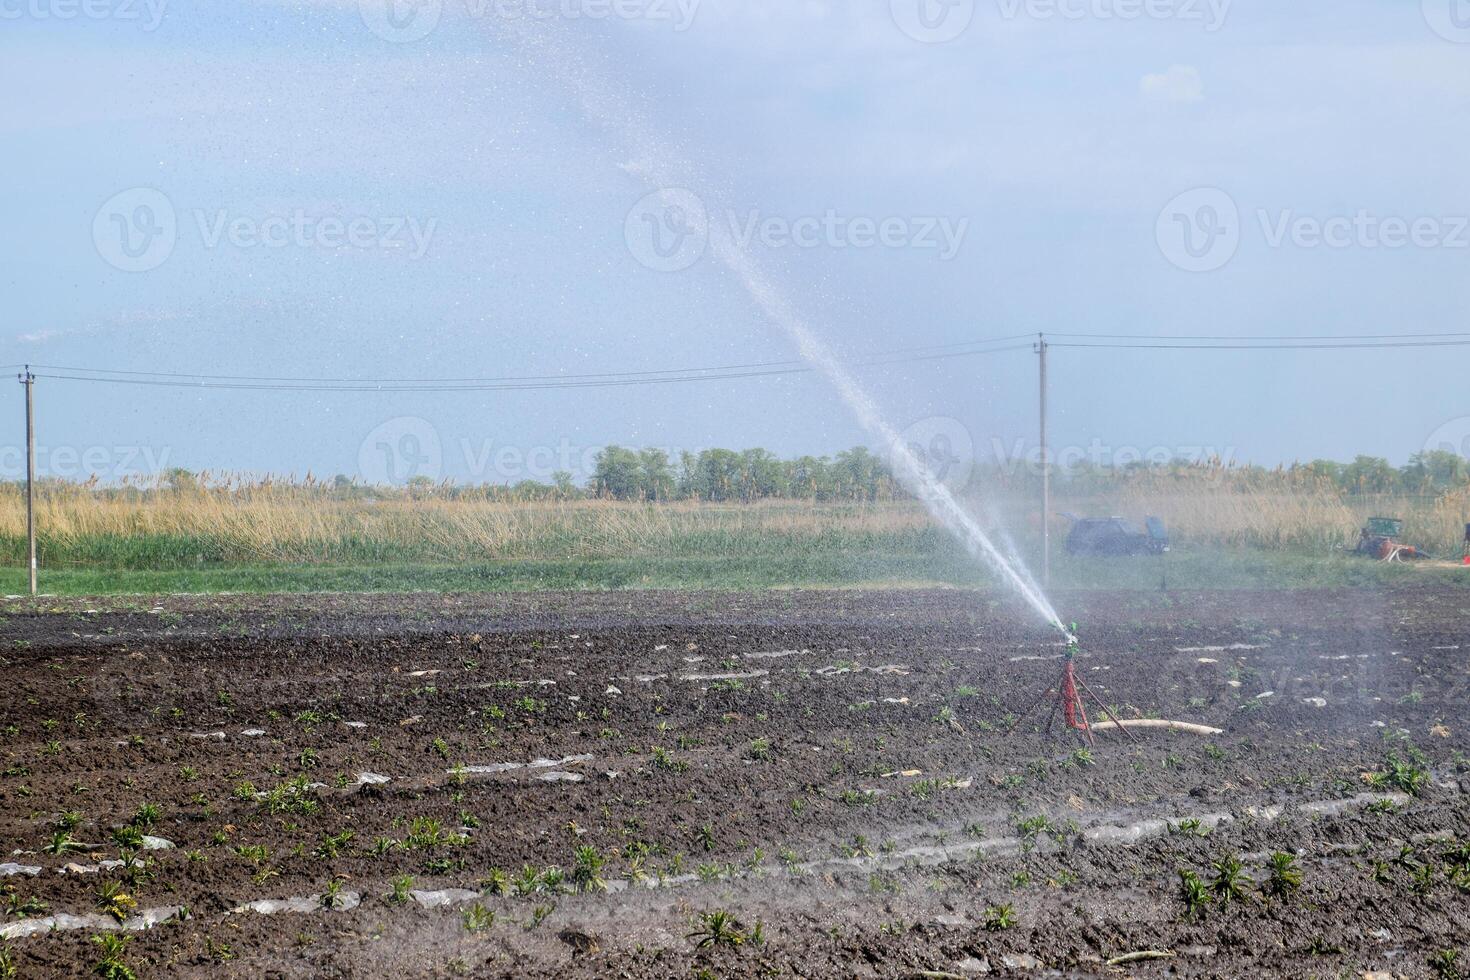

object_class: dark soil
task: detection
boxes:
[1,587,1468,978]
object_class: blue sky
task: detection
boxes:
[3,0,1470,484]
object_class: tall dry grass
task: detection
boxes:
[1052,468,1469,555]
[1,467,1466,568]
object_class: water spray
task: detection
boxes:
[494,20,1078,644]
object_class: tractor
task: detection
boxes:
[1353,517,1428,561]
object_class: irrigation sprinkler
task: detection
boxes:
[1007,627,1136,747]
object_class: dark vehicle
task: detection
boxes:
[1063,515,1169,556]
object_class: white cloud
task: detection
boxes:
[1140,65,1204,104]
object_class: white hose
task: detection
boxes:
[1091,719,1223,737]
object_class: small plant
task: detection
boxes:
[260,776,320,816]
[91,934,136,980]
[387,874,413,905]
[482,867,511,896]
[111,825,144,851]
[1168,818,1208,837]
[1382,752,1430,796]
[321,878,345,909]
[314,829,355,859]
[1429,949,1462,980]
[983,903,1016,931]
[1209,853,1252,906]
[4,892,47,919]
[1178,869,1211,920]
[1262,852,1304,899]
[129,803,160,830]
[651,747,688,773]
[1069,748,1094,768]
[687,909,747,949]
[203,936,234,962]
[1411,863,1437,895]
[0,945,14,979]
[462,903,495,933]
[514,865,542,895]
[44,830,87,855]
[747,738,772,762]
[571,846,607,893]
[96,881,138,923]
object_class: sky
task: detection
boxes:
[3,0,1470,486]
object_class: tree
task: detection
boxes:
[552,470,578,499]
[590,446,645,500]
[639,449,676,502]
[1400,450,1468,491]
[737,448,787,501]
[1340,455,1397,494]
[686,449,743,501]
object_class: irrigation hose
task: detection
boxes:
[1089,719,1223,737]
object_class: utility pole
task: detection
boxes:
[20,367,36,596]
[1037,335,1050,589]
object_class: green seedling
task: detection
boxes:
[983,904,1016,931]
[91,934,136,980]
[44,830,87,855]
[462,903,495,933]
[687,909,747,949]
[96,881,138,923]
[1210,853,1252,906]
[571,847,607,893]
[481,868,511,896]
[1178,869,1211,920]
[1262,852,1304,899]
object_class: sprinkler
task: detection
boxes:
[1008,624,1136,747]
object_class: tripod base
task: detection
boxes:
[1008,655,1135,746]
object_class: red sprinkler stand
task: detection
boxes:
[1009,646,1136,747]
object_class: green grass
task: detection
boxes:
[1,545,1463,596]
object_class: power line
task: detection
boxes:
[21,330,1470,392]
[1048,330,1470,341]
[1051,339,1470,351]
[29,334,1036,388]
[33,342,1035,393]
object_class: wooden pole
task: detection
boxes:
[1038,335,1050,588]
[22,367,36,596]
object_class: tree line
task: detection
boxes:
[9,446,1467,503]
